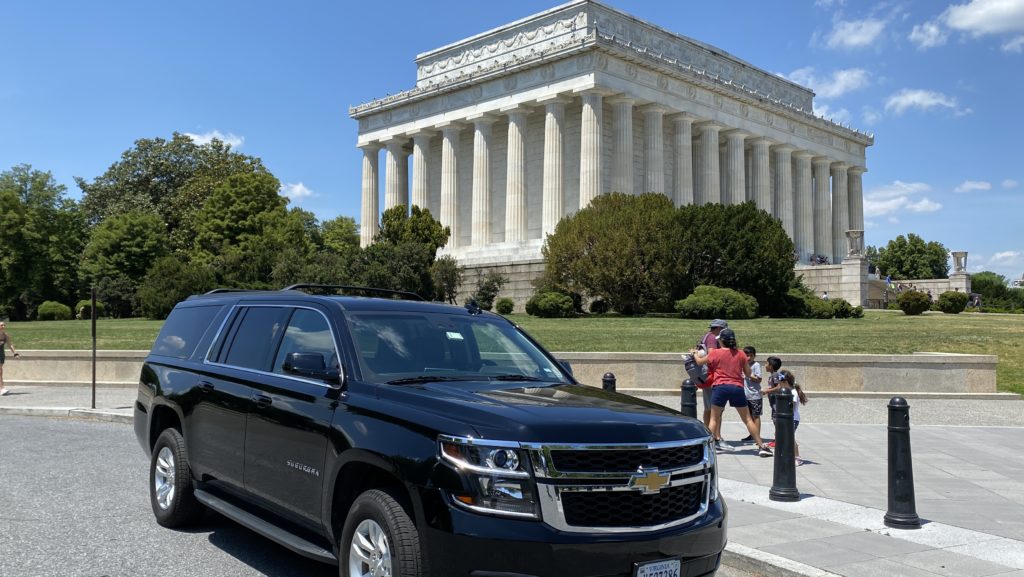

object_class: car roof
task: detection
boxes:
[182,290,502,317]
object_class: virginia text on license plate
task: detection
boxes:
[635,558,680,577]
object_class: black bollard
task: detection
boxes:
[884,397,921,529]
[602,372,616,392]
[680,379,698,418]
[769,388,800,502]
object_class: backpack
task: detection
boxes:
[682,343,711,387]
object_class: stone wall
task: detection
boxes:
[458,259,547,312]
[4,350,148,386]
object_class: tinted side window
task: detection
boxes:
[151,305,222,359]
[272,308,338,375]
[222,307,290,371]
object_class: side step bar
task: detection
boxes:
[194,489,338,565]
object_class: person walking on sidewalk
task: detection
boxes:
[690,329,772,457]
[697,319,728,428]
[760,356,784,448]
[777,369,809,466]
[0,321,21,396]
[740,346,763,444]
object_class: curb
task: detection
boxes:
[723,543,842,577]
[0,406,132,424]
[623,389,1021,400]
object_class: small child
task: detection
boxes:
[740,346,762,444]
[777,369,809,465]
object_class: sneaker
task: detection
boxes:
[795,457,806,467]
[0,388,9,396]
[740,435,754,443]
[758,445,773,458]
[715,439,735,452]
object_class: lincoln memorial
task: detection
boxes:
[349,0,875,301]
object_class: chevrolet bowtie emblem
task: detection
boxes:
[628,468,670,494]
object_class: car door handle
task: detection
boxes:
[200,381,215,393]
[253,394,273,408]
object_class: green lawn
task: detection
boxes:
[5,311,1022,394]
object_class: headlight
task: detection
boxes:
[439,436,539,519]
[707,438,719,502]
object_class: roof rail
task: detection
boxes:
[203,288,268,295]
[281,284,425,301]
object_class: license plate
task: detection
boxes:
[634,558,681,577]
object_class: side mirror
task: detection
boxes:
[284,352,341,385]
[558,359,573,377]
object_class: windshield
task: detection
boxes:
[345,311,569,385]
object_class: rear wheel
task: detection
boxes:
[149,428,204,528]
[340,489,423,577]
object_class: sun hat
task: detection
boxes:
[708,319,728,329]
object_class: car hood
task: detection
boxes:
[376,381,708,444]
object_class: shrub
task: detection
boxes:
[470,271,508,311]
[525,292,575,318]
[937,291,969,314]
[589,299,609,314]
[495,297,514,315]
[806,298,835,319]
[37,301,72,321]
[830,298,854,319]
[898,290,932,316]
[75,299,106,319]
[675,285,759,320]
[851,305,865,319]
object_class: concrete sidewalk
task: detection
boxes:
[2,385,1023,576]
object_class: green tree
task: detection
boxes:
[354,242,436,298]
[971,271,1009,301]
[136,257,217,319]
[76,133,269,253]
[0,165,89,319]
[376,205,450,252]
[321,215,360,253]
[80,211,169,316]
[430,255,464,304]
[876,233,950,280]
[470,271,508,311]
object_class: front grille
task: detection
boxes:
[550,445,704,473]
[560,482,704,527]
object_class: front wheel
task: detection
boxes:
[149,428,204,528]
[340,489,423,577]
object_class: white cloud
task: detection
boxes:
[884,88,967,115]
[944,0,1024,37]
[826,18,887,49]
[864,181,942,218]
[1004,35,1024,51]
[888,216,901,224]
[954,180,993,193]
[184,130,244,148]
[909,20,949,49]
[990,250,1022,264]
[906,198,943,212]
[282,182,315,200]
[814,103,852,124]
[815,0,845,7]
[867,180,931,199]
[787,67,870,99]
[862,106,882,125]
[1003,179,1020,188]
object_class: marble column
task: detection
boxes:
[579,91,603,206]
[642,105,668,193]
[410,131,433,210]
[609,96,634,194]
[812,156,833,262]
[751,137,772,214]
[745,147,753,201]
[848,166,866,233]
[772,145,795,239]
[793,151,814,263]
[470,115,496,247]
[359,144,380,248]
[831,162,850,263]
[671,113,695,207]
[439,123,462,248]
[384,138,408,211]
[504,107,529,243]
[719,145,727,197]
[724,130,747,205]
[542,97,569,237]
[695,122,722,204]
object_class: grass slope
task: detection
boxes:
[3,311,1021,394]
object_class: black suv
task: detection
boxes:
[134,286,726,577]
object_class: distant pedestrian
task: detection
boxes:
[697,319,728,428]
[760,356,783,435]
[0,321,21,396]
[740,346,763,444]
[822,291,829,301]
[690,329,772,457]
[777,370,809,466]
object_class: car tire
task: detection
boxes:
[149,428,204,528]
[340,488,423,577]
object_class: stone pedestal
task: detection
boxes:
[841,257,868,307]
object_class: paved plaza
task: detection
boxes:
[2,385,1023,576]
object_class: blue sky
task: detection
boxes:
[3,0,1022,281]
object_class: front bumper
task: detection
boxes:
[421,494,727,577]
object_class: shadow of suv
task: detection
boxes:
[134,285,726,577]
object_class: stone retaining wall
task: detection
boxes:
[5,350,997,394]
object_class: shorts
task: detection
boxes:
[746,397,763,418]
[0,348,5,364]
[711,385,747,408]
[794,421,800,432]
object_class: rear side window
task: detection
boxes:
[221,306,290,371]
[152,306,222,359]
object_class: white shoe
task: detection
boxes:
[0,388,10,396]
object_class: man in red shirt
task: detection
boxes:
[691,329,772,456]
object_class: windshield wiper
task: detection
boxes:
[386,375,475,385]
[489,374,545,382]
